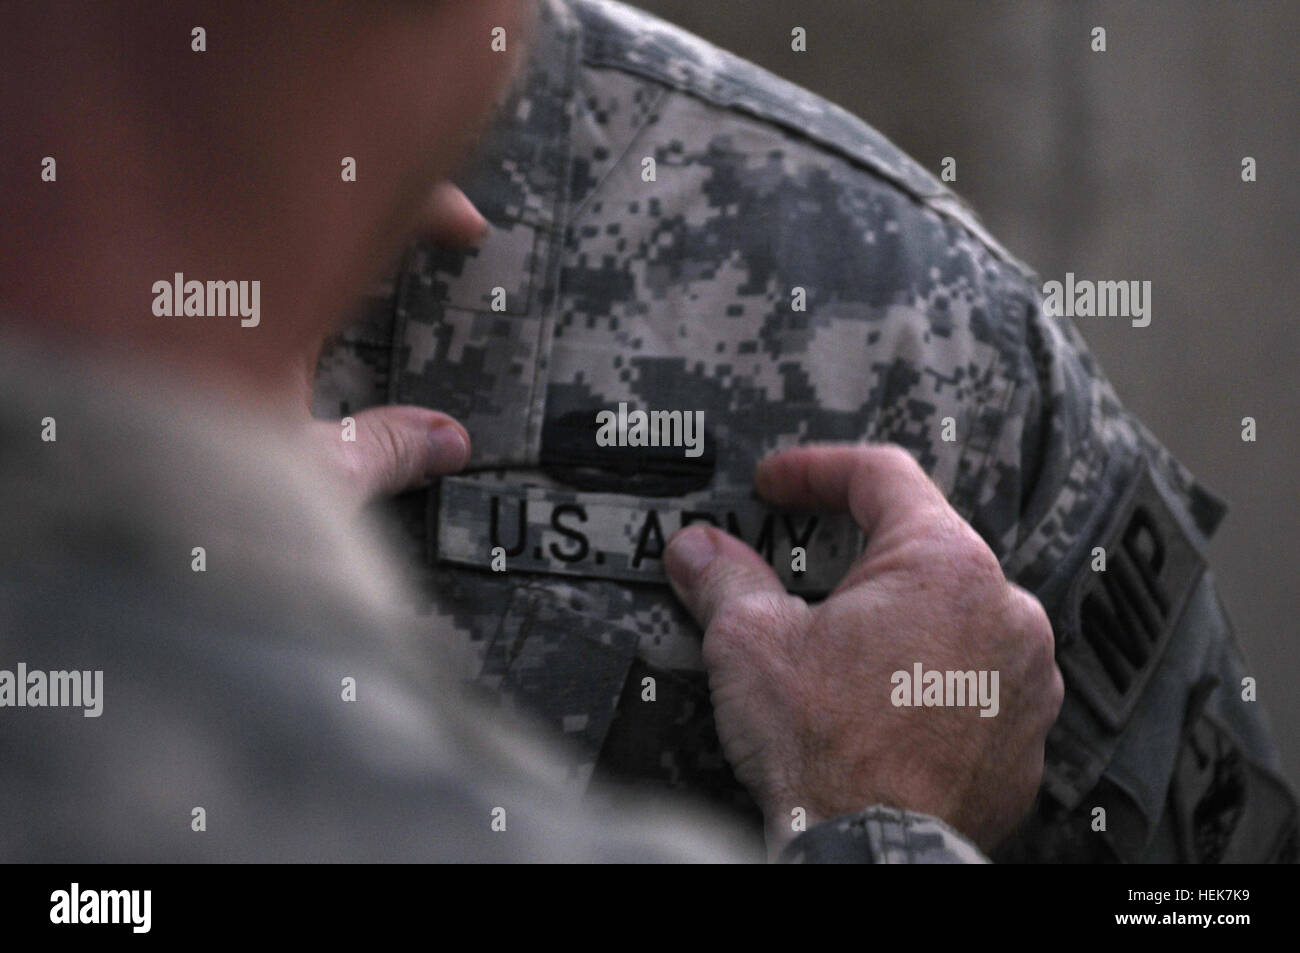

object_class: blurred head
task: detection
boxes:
[1,0,533,399]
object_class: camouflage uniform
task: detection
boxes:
[3,327,956,863]
[316,0,1297,862]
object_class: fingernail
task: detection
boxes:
[665,527,717,580]
[427,424,469,474]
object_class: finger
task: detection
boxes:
[755,443,951,546]
[664,524,788,632]
[417,182,489,247]
[320,406,470,504]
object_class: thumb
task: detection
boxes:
[419,182,490,248]
[318,406,470,505]
[664,525,789,631]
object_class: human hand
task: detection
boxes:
[664,444,1063,855]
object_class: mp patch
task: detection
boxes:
[1055,459,1207,732]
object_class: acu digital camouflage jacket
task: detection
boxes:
[316,0,1297,863]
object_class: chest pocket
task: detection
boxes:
[475,583,640,789]
[391,223,552,466]
[386,4,578,467]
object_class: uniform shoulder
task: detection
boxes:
[565,0,1034,278]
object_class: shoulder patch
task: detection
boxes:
[1055,460,1206,732]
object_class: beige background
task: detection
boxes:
[632,0,1299,789]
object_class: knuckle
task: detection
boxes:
[1046,662,1065,720]
[718,589,783,636]
[876,442,919,469]
[710,590,804,661]
[870,442,923,481]
[376,419,408,468]
[1014,588,1055,655]
[947,526,1004,589]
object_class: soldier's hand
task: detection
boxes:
[301,182,483,508]
[663,444,1062,856]
[309,407,470,509]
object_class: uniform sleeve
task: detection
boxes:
[781,807,989,864]
[966,273,1298,863]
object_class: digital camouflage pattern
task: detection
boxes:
[316,0,1297,863]
[0,329,744,863]
[779,807,990,865]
